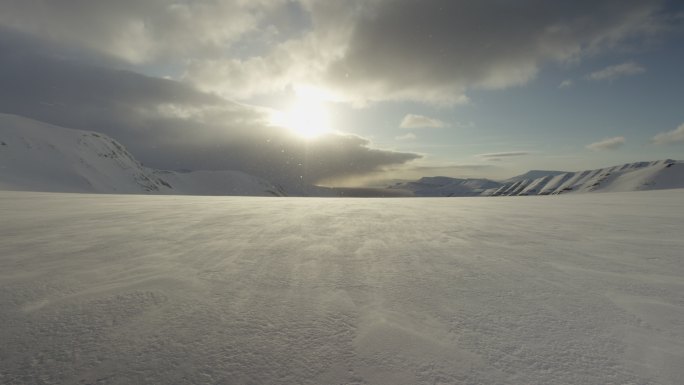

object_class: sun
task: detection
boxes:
[271,86,333,139]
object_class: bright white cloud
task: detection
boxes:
[395,133,416,141]
[588,61,645,81]
[651,124,684,145]
[586,136,626,151]
[399,114,446,129]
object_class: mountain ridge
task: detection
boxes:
[490,159,682,196]
[503,170,568,183]
[390,160,684,197]
[2,113,683,197]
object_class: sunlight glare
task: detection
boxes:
[272,86,333,139]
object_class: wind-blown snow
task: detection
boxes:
[1,190,683,384]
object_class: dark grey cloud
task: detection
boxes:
[327,0,666,104]
[0,31,419,187]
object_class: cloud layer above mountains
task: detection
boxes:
[0,0,674,184]
[0,32,418,185]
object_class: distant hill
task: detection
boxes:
[0,113,285,196]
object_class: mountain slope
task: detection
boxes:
[488,160,683,196]
[504,170,567,183]
[390,160,683,197]
[0,113,284,196]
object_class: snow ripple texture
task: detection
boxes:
[1,190,683,385]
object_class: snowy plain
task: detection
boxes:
[1,190,683,385]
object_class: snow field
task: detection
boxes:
[1,190,683,384]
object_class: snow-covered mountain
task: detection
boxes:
[503,169,567,183]
[388,176,501,197]
[488,160,683,196]
[390,160,684,197]
[3,113,683,198]
[0,113,284,196]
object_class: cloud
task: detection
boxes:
[396,133,416,141]
[0,35,419,187]
[0,0,294,64]
[586,136,626,151]
[478,152,532,161]
[325,0,666,104]
[406,164,495,174]
[651,124,684,145]
[559,79,574,88]
[588,61,646,81]
[182,33,341,100]
[182,2,364,100]
[399,114,446,129]
[0,1,329,102]
[0,1,668,105]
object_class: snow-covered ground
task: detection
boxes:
[1,190,683,385]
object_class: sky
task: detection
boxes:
[0,0,683,187]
